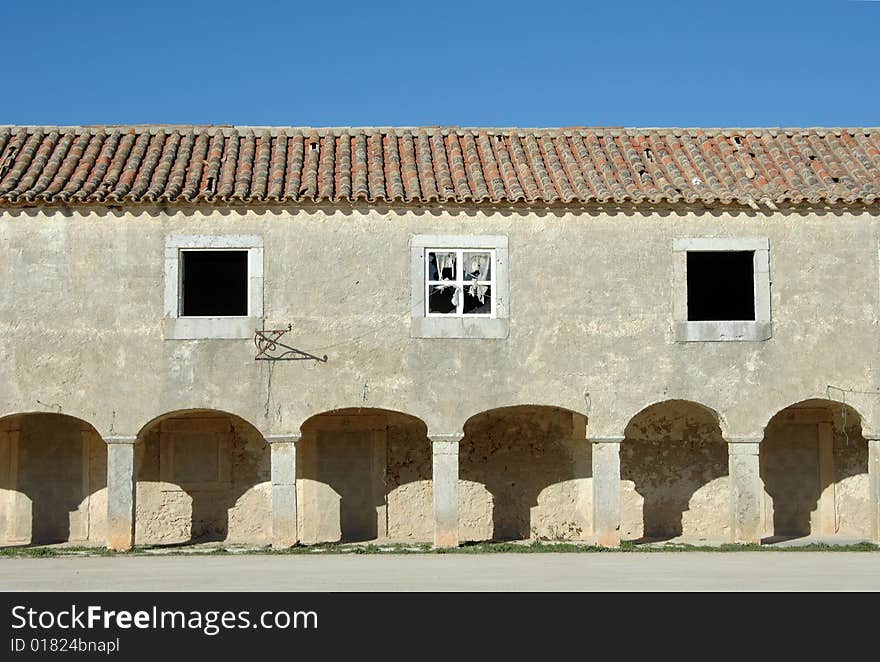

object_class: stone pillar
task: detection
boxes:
[727,436,763,544]
[816,421,837,536]
[590,436,622,547]
[105,436,137,552]
[869,437,880,544]
[431,434,462,548]
[267,435,300,549]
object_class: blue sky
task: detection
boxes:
[3,1,878,127]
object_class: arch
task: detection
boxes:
[460,405,590,542]
[0,412,106,547]
[621,398,729,439]
[457,401,589,434]
[134,409,270,547]
[299,407,429,544]
[761,398,870,541]
[620,400,729,543]
[133,406,260,443]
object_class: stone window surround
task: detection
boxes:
[410,234,509,339]
[673,237,771,342]
[163,234,264,340]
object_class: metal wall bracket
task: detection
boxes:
[255,325,327,362]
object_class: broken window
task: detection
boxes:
[180,250,249,317]
[426,248,495,317]
[686,251,755,321]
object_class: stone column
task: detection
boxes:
[591,436,622,547]
[869,437,880,544]
[727,436,763,544]
[816,421,837,536]
[105,436,137,552]
[431,434,462,548]
[267,435,300,549]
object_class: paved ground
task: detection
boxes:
[1,552,879,591]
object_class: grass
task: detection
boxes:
[0,539,877,558]
[0,545,117,558]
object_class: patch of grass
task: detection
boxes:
[0,545,117,558]
[1,539,876,558]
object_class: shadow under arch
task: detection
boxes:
[134,409,270,546]
[761,398,869,541]
[299,407,429,544]
[620,399,728,543]
[0,412,106,547]
[459,405,590,542]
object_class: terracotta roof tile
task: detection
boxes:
[1,125,879,207]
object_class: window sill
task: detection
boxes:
[412,317,509,339]
[674,320,771,342]
[163,317,262,340]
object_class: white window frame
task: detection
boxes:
[163,234,264,340]
[411,234,509,339]
[673,237,771,342]
[424,248,497,318]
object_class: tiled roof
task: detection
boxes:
[1,125,879,207]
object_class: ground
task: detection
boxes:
[1,547,879,591]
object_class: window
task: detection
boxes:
[686,251,754,321]
[673,238,771,342]
[426,249,495,317]
[411,235,508,338]
[181,250,248,317]
[164,235,263,340]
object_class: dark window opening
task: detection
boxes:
[687,251,755,321]
[181,250,248,316]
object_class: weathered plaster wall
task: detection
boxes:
[386,416,433,541]
[293,407,591,544]
[1,203,877,441]
[460,407,591,542]
[834,430,870,537]
[0,414,106,545]
[620,401,729,541]
[297,412,387,544]
[761,403,870,539]
[761,421,821,536]
[134,413,270,545]
[297,410,432,544]
[1,203,879,542]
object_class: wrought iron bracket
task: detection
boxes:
[255,325,327,362]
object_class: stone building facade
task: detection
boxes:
[0,125,878,550]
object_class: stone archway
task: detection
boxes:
[459,406,591,542]
[298,408,430,544]
[620,400,729,543]
[761,399,870,541]
[134,410,270,546]
[0,413,107,546]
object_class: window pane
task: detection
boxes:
[428,251,457,281]
[463,283,491,314]
[463,252,491,281]
[428,283,458,314]
[182,250,248,316]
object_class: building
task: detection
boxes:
[0,124,878,551]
